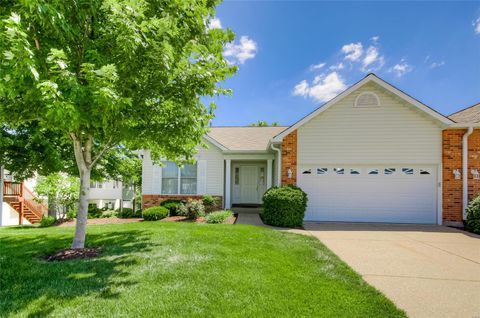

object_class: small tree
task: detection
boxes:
[0,1,236,248]
[35,173,79,219]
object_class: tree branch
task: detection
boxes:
[91,136,113,168]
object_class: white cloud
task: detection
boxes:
[208,17,222,30]
[430,61,445,69]
[329,62,344,70]
[474,17,480,34]
[224,36,257,64]
[293,72,347,103]
[371,36,380,43]
[390,60,413,77]
[362,46,385,71]
[341,42,363,61]
[310,62,326,70]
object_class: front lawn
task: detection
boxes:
[0,222,405,317]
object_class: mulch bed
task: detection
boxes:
[45,247,102,262]
[58,217,143,227]
[161,214,237,224]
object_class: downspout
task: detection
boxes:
[270,143,281,186]
[462,126,474,220]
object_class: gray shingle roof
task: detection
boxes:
[207,126,288,151]
[449,103,480,123]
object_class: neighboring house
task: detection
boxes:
[140,73,478,226]
[89,180,134,210]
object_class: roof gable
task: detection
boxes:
[206,126,287,151]
[273,73,453,141]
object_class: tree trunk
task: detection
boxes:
[71,134,94,249]
[48,194,57,218]
[72,167,91,248]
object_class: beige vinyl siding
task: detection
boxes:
[297,82,443,165]
[142,139,224,196]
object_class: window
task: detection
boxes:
[259,167,265,185]
[234,167,240,185]
[90,181,103,189]
[317,168,328,175]
[334,168,344,175]
[402,168,414,175]
[302,169,312,174]
[354,92,380,107]
[161,161,197,194]
[368,169,379,175]
[350,168,360,175]
[420,169,431,175]
[384,168,396,175]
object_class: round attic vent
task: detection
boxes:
[355,92,380,107]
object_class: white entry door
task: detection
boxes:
[297,165,437,224]
[233,165,266,204]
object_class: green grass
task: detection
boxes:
[0,222,405,317]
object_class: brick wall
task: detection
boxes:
[442,128,480,223]
[281,130,297,186]
[142,195,223,210]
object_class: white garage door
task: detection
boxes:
[297,166,437,224]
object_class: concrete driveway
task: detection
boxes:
[304,223,480,318]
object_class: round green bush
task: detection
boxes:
[466,195,480,234]
[262,186,307,227]
[160,200,183,216]
[142,206,169,221]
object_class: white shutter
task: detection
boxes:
[196,160,207,195]
[152,165,162,194]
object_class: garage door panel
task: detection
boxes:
[298,166,437,224]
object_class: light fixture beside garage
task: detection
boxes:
[453,169,461,180]
[471,169,479,180]
[287,168,293,178]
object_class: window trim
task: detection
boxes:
[354,91,380,108]
[161,161,197,195]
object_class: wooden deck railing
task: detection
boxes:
[3,181,47,219]
[3,181,23,197]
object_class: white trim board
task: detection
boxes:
[273,73,454,142]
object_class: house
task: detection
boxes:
[1,169,45,225]
[142,73,480,226]
[89,180,135,210]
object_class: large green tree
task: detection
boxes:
[0,1,236,248]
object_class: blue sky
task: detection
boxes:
[208,1,480,126]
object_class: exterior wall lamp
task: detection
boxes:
[453,169,461,180]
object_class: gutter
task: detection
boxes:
[463,126,474,220]
[270,143,282,186]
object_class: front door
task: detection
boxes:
[233,165,266,204]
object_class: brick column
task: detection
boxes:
[281,130,297,186]
[442,128,480,224]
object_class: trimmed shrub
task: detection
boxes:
[87,205,102,219]
[466,195,480,234]
[185,200,205,219]
[205,210,233,224]
[39,216,56,227]
[101,210,118,218]
[262,186,307,227]
[143,206,169,221]
[203,195,219,212]
[117,208,136,218]
[161,200,183,216]
[176,203,189,216]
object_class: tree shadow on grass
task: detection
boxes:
[0,229,154,317]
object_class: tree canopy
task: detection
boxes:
[0,0,236,248]
[249,120,279,127]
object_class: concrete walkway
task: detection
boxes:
[304,222,480,318]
